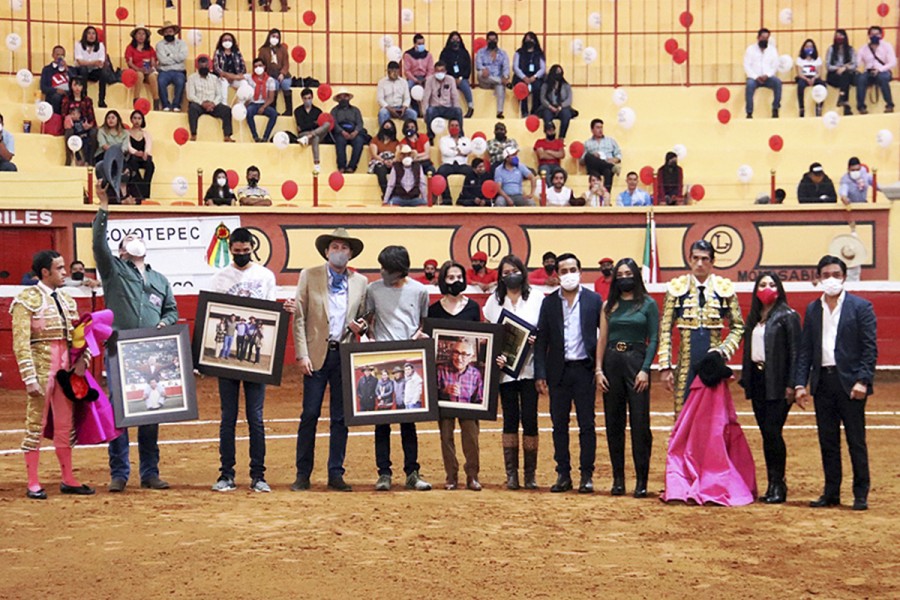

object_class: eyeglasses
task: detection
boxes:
[451,350,474,358]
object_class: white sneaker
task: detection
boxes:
[405,470,432,491]
[173,107,181,113]
[299,135,309,146]
[162,107,171,112]
[251,479,271,493]
[212,477,236,492]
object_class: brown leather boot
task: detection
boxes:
[502,433,519,490]
[523,435,539,489]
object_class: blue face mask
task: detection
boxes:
[510,156,520,167]
[416,44,426,53]
[803,48,814,57]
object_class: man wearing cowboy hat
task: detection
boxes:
[330,88,366,174]
[155,21,187,112]
[292,228,369,492]
[384,144,428,206]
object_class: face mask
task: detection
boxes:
[472,262,484,272]
[401,156,413,167]
[544,263,555,274]
[510,156,520,167]
[525,41,535,49]
[803,48,814,57]
[424,271,435,281]
[448,125,460,136]
[435,71,446,81]
[617,277,636,293]
[870,35,880,45]
[71,271,85,281]
[546,134,556,141]
[758,39,768,50]
[125,238,146,258]
[233,253,252,268]
[405,129,416,138]
[303,99,312,108]
[451,41,460,49]
[270,36,280,46]
[254,66,265,75]
[58,63,66,71]
[381,270,400,287]
[495,131,506,141]
[559,272,581,291]
[821,277,843,297]
[600,267,613,277]
[757,287,778,305]
[338,99,350,108]
[487,40,498,50]
[164,34,175,43]
[222,40,233,49]
[216,177,227,187]
[247,177,259,187]
[328,250,350,270]
[447,280,466,296]
[199,67,210,77]
[416,44,426,53]
[849,170,861,181]
[503,273,524,290]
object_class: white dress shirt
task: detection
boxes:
[751,323,766,362]
[820,291,845,367]
[743,43,779,79]
[562,292,588,361]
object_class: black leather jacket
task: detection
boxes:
[740,303,801,400]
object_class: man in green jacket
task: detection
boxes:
[93,192,178,493]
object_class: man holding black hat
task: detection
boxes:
[292,228,369,492]
[797,162,837,203]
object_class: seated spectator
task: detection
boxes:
[61,78,97,166]
[257,28,292,115]
[402,33,435,116]
[368,120,399,196]
[126,110,155,200]
[205,168,236,206]
[797,162,837,203]
[414,259,439,285]
[439,32,474,118]
[155,21,187,112]
[486,122,518,169]
[384,145,428,206]
[436,119,473,205]
[494,147,536,207]
[94,110,129,165]
[533,121,565,181]
[294,87,330,173]
[856,25,896,114]
[795,39,825,117]
[422,61,463,140]
[125,27,159,110]
[529,251,559,286]
[0,113,17,172]
[578,173,611,207]
[65,260,101,288]
[754,188,787,204]
[40,46,70,115]
[244,58,278,143]
[213,32,247,102]
[616,171,652,206]
[187,56,234,142]
[377,61,415,126]
[457,158,491,206]
[657,151,684,205]
[582,118,621,192]
[236,165,272,206]
[400,118,435,175]
[475,31,511,119]
[467,251,497,292]
[96,158,143,205]
[744,27,782,118]
[839,157,874,204]
[540,64,574,139]
[544,168,575,206]
[331,89,366,173]
[825,29,857,115]
[512,32,545,117]
[72,26,111,108]
[21,271,39,286]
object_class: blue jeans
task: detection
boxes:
[108,425,160,482]
[295,347,349,479]
[218,377,266,480]
[856,70,894,110]
[745,76,782,115]
[542,106,573,139]
[0,158,17,171]
[220,335,233,358]
[425,106,464,139]
[456,78,474,108]
[246,103,278,141]
[378,106,417,126]
[334,132,365,171]
[157,70,186,110]
[388,195,427,206]
[375,422,419,476]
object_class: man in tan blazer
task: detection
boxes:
[292,228,368,492]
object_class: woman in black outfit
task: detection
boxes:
[204,168,237,206]
[739,271,801,504]
[512,32,546,117]
[439,31,474,118]
[126,110,155,201]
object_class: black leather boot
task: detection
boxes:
[522,435,538,489]
[282,88,293,116]
[610,473,625,496]
[502,433,519,490]
[765,480,787,504]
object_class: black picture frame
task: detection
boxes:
[192,291,289,385]
[107,324,198,428]
[497,309,538,378]
[341,340,439,426]
[423,318,503,421]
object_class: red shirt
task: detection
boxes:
[404,133,429,154]
[413,274,437,285]
[466,267,497,285]
[528,268,558,286]
[125,45,157,69]
[533,138,565,166]
[594,276,611,300]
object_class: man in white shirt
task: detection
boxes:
[436,119,474,204]
[743,27,782,118]
[376,61,416,126]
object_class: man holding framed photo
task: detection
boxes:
[94,191,179,494]
[292,228,368,493]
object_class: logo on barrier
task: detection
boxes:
[468,227,510,268]
[246,227,272,266]
[703,225,743,269]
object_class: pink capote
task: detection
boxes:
[662,377,757,506]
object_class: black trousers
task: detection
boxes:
[815,369,870,500]
[500,378,539,436]
[826,70,857,102]
[374,422,419,477]
[749,366,791,482]
[436,163,475,204]
[548,360,596,475]
[583,154,615,192]
[188,102,234,137]
[603,348,652,481]
[126,155,155,200]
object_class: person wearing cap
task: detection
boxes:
[797,162,837,203]
[186,56,234,143]
[467,251,498,292]
[582,119,622,193]
[243,57,278,143]
[436,118,474,204]
[384,145,428,206]
[594,257,614,299]
[616,171,652,207]
[390,365,407,407]
[377,61,416,126]
[494,147,536,207]
[533,121,565,182]
[422,61,463,141]
[331,88,366,174]
[125,27,159,110]
[155,21,187,112]
[838,157,875,204]
[292,228,368,493]
[414,259,439,284]
[528,251,559,287]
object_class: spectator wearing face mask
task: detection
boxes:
[331,89,366,174]
[155,22,188,112]
[257,28,293,116]
[384,145,428,206]
[377,61,416,126]
[541,64,574,139]
[529,251,559,286]
[797,162,837,203]
[64,260,101,288]
[825,29,858,115]
[475,31,511,119]
[400,119,435,175]
[466,251,497,292]
[436,119,473,205]
[422,62,463,141]
[368,120,400,196]
[743,27,782,118]
[439,31,474,118]
[494,147,536,207]
[594,257,614,298]
[236,165,272,206]
[486,122,518,170]
[205,168,236,206]
[838,157,875,204]
[213,32,247,102]
[294,88,330,173]
[456,159,492,207]
[403,34,435,116]
[856,25,896,115]
[512,32,545,118]
[244,58,278,143]
[40,46,70,115]
[657,151,684,205]
[414,259,439,285]
[795,39,825,117]
[534,121,565,182]
[187,56,234,143]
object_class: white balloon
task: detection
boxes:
[672,144,687,160]
[36,101,53,123]
[208,4,224,23]
[10,0,24,10]
[811,84,828,103]
[822,110,840,129]
[470,138,488,156]
[588,12,602,29]
[876,128,894,148]
[66,135,83,152]
[172,176,189,197]
[236,81,253,102]
[583,47,598,65]
[5,32,22,52]
[571,38,584,55]
[776,54,793,73]
[386,46,403,63]
[187,29,202,47]
[380,35,393,51]
[410,85,424,101]
[612,88,628,106]
[616,106,636,129]
[431,117,447,135]
[16,68,33,88]
[273,131,290,149]
[231,103,247,122]
[456,138,472,155]
[779,8,793,25]
[737,164,754,183]
[401,8,413,24]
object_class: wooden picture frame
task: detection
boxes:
[497,309,538,379]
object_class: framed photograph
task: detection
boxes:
[423,319,503,421]
[341,340,439,426]
[192,291,289,385]
[107,324,198,428]
[497,309,538,379]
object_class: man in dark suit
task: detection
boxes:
[794,255,877,511]
[534,253,603,494]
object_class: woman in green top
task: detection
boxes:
[94,109,129,163]
[596,257,659,498]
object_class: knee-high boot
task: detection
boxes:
[282,88,293,116]
[502,433,519,490]
[523,435,539,489]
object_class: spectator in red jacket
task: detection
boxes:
[528,251,559,286]
[414,259,439,285]
[466,251,498,292]
[593,257,614,299]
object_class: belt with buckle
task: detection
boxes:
[327,340,340,351]
[609,341,646,352]
[822,365,838,374]
[754,362,765,371]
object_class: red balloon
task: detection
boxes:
[303,10,317,26]
[173,127,189,146]
[639,166,655,185]
[473,37,487,54]
[316,113,335,130]
[498,15,512,31]
[877,3,890,17]
[481,180,499,199]
[690,184,705,201]
[717,109,731,124]
[134,97,151,115]
[525,115,540,132]
[282,180,298,200]
[115,6,129,20]
[664,38,678,55]
[328,171,344,192]
[471,131,486,140]
[679,11,694,28]
[291,46,307,64]
[673,48,688,65]
[768,135,784,152]
[430,175,447,196]
[715,87,730,103]
[317,84,332,102]
[226,169,239,189]
[121,68,138,88]
[513,82,529,101]
[95,28,105,43]
[568,141,585,159]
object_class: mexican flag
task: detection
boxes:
[642,211,659,284]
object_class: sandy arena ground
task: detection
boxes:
[1,370,898,599]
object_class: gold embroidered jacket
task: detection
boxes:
[10,286,79,386]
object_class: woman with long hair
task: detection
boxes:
[73,26,110,107]
[205,168,236,206]
[125,26,159,109]
[540,64,574,139]
[439,31,474,118]
[657,151,684,205]
[368,120,400,195]
[596,258,658,497]
[795,38,825,117]
[61,77,96,166]
[512,31,546,117]
[125,110,154,200]
[825,29,857,114]
[94,109,128,164]
[257,28,292,115]
[739,271,801,504]
[213,32,247,102]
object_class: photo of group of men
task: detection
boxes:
[354,356,426,413]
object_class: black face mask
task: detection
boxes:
[164,34,176,43]
[233,253,252,268]
[758,39,768,50]
[424,271,435,281]
[487,40,498,50]
[495,132,507,141]
[503,273,524,290]
[600,268,613,277]
[544,263,556,274]
[247,177,259,187]
[71,271,85,281]
[546,134,556,141]
[524,41,534,49]
[451,41,460,49]
[199,67,210,77]
[617,277,636,293]
[447,280,466,296]
[472,262,484,272]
